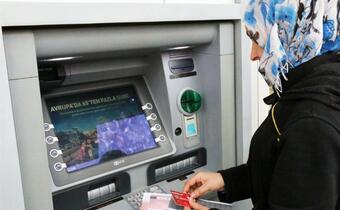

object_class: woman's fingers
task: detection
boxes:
[183,173,202,193]
[183,172,213,198]
[191,183,210,198]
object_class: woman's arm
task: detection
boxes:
[217,164,251,203]
[269,118,340,210]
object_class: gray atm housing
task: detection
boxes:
[4,22,237,210]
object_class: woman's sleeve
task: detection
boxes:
[269,118,340,210]
[217,164,251,203]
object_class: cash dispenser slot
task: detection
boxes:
[147,148,206,185]
[53,172,130,210]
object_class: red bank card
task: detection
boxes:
[170,190,192,208]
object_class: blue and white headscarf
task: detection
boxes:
[244,0,340,92]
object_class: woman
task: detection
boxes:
[184,0,340,209]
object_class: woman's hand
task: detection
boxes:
[183,197,209,210]
[183,171,225,199]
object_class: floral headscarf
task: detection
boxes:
[244,0,340,92]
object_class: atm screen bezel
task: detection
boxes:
[42,77,176,187]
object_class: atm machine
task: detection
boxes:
[1,4,253,210]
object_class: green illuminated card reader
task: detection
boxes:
[178,89,201,115]
[178,88,201,148]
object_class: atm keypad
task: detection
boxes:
[125,185,165,209]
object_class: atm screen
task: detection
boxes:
[46,86,158,173]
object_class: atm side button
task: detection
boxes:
[43,123,54,132]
